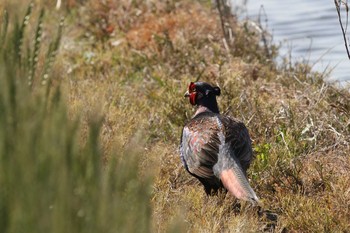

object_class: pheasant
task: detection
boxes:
[180,81,259,203]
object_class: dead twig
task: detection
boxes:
[215,0,236,53]
[258,5,272,60]
[334,0,350,59]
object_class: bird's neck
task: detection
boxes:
[194,99,220,116]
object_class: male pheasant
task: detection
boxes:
[180,81,259,203]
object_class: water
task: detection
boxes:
[232,0,350,85]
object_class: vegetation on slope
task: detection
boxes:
[1,0,350,232]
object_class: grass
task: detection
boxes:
[1,0,350,232]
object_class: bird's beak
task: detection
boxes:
[184,91,190,97]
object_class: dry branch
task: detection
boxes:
[334,0,350,59]
[215,0,236,53]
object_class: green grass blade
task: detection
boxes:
[28,8,44,87]
[0,10,9,51]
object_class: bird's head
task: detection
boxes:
[184,81,221,106]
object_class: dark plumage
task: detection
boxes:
[180,81,258,203]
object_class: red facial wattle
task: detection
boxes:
[188,82,197,105]
[189,92,196,105]
[189,82,196,91]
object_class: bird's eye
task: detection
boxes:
[189,82,196,92]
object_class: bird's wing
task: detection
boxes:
[180,117,220,179]
[219,116,253,172]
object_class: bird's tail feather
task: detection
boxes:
[215,130,259,204]
[220,167,259,203]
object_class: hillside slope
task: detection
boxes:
[60,1,350,232]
